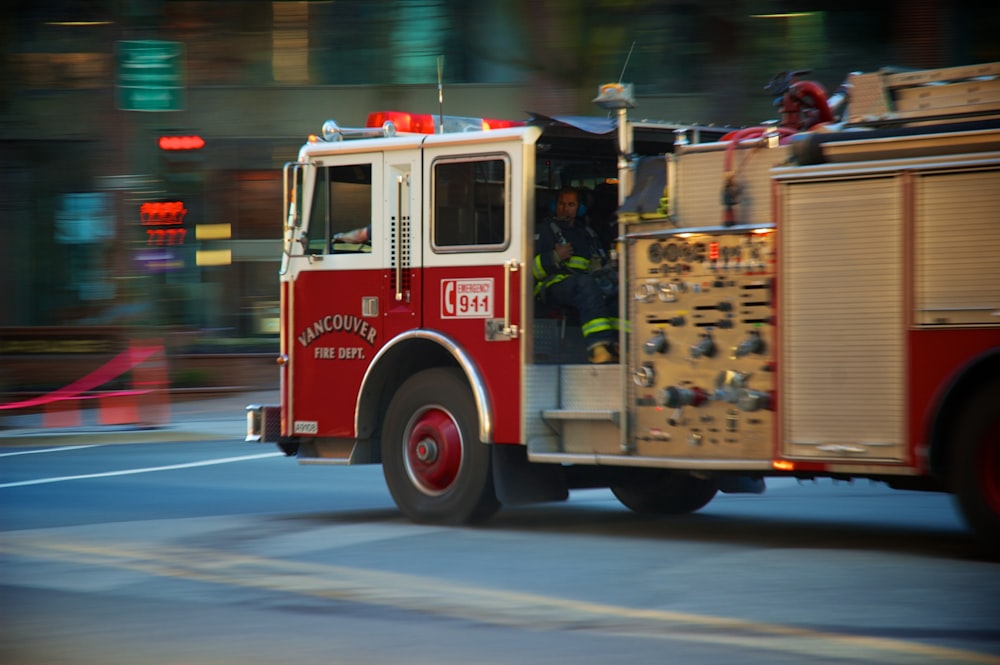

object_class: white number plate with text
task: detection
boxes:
[441,278,494,319]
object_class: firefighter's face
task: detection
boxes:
[556,192,579,220]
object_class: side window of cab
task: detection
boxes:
[307,163,373,254]
[432,156,509,252]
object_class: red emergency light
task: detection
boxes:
[159,135,205,150]
[366,111,436,134]
[365,111,523,134]
[481,117,523,130]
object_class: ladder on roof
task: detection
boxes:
[846,62,1000,126]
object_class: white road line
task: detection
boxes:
[4,539,996,665]
[0,445,103,457]
[0,452,284,488]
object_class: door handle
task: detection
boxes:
[503,258,520,339]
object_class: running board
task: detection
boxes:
[526,449,772,471]
[541,409,620,425]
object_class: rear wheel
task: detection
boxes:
[951,378,1000,558]
[382,368,499,525]
[611,469,718,515]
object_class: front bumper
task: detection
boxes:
[245,404,281,443]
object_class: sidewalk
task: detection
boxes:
[0,390,279,447]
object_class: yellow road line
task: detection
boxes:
[2,538,997,665]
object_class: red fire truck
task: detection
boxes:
[247,62,1000,555]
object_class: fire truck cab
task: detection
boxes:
[248,64,1000,555]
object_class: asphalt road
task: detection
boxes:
[1,408,999,665]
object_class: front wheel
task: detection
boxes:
[611,469,718,515]
[951,378,1000,558]
[382,368,499,525]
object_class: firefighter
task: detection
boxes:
[533,187,620,363]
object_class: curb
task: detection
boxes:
[0,387,275,447]
[0,385,271,411]
[0,428,243,447]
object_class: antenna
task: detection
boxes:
[437,55,445,134]
[618,41,636,83]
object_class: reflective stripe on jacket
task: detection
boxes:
[533,218,604,297]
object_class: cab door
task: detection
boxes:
[419,129,538,444]
[286,151,385,438]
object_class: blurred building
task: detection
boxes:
[1,0,997,339]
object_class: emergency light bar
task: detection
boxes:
[365,111,523,134]
[309,112,524,143]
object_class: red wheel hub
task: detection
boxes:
[405,407,463,495]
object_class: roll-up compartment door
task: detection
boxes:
[914,168,1000,326]
[779,175,906,462]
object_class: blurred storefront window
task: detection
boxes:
[1,0,997,337]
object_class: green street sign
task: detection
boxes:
[116,40,185,112]
[118,85,185,113]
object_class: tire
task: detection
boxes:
[611,469,718,515]
[951,378,1000,558]
[381,368,499,525]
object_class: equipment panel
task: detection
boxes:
[625,224,775,462]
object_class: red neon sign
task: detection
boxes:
[146,228,188,246]
[140,201,187,225]
[158,135,205,150]
[140,201,188,245]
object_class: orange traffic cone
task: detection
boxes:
[133,341,170,426]
[98,392,140,426]
[42,399,82,428]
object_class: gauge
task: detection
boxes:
[647,242,663,264]
[664,242,680,262]
[685,242,706,262]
